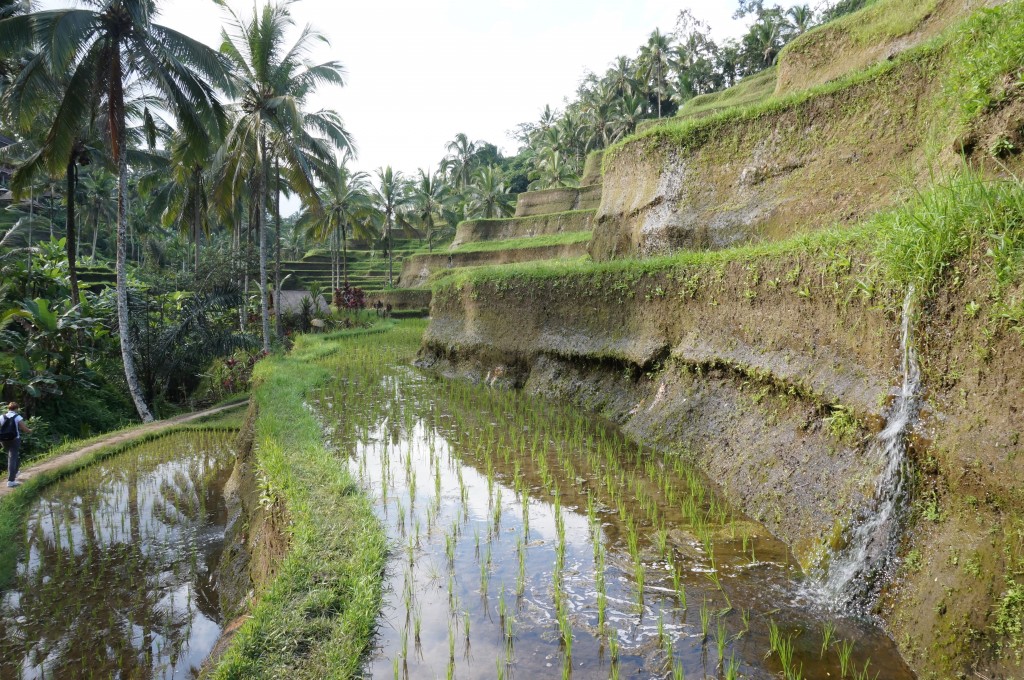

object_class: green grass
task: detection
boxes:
[435,171,1024,314]
[207,325,428,679]
[456,209,594,228]
[605,1,1024,168]
[450,231,592,254]
[0,420,242,590]
[675,67,778,121]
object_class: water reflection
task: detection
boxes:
[0,430,235,679]
[313,369,915,679]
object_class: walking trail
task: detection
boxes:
[0,400,248,499]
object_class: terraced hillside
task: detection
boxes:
[418,1,1024,676]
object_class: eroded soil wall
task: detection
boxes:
[419,251,1024,677]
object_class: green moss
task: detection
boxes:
[605,1,1024,171]
[675,67,778,121]
[451,231,592,254]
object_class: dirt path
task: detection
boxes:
[0,400,248,498]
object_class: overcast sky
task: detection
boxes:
[43,0,749,190]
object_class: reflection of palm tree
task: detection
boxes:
[0,433,234,677]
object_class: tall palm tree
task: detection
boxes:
[639,28,676,118]
[443,132,478,190]
[297,159,376,288]
[374,166,407,289]
[408,167,453,252]
[218,1,349,352]
[1,0,229,422]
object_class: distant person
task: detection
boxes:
[0,402,31,488]
[385,303,392,319]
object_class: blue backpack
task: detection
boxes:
[0,415,17,442]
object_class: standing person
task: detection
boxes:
[0,402,31,488]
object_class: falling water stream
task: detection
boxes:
[822,288,921,608]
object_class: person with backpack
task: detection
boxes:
[1,402,31,488]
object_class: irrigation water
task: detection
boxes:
[0,429,236,679]
[822,288,921,609]
[310,326,915,679]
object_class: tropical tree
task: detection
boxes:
[466,166,513,219]
[443,132,479,190]
[217,1,349,352]
[638,28,676,118]
[297,159,376,287]
[373,166,407,288]
[408,167,454,252]
[0,0,230,422]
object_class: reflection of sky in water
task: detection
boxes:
[0,432,233,680]
[320,372,916,680]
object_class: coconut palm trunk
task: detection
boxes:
[258,133,271,353]
[274,157,283,340]
[65,157,80,304]
[111,48,153,423]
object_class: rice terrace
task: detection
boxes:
[0,0,1022,678]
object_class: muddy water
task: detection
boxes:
[312,366,915,680]
[0,429,236,680]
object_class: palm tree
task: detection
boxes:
[786,5,814,36]
[218,1,349,352]
[466,166,513,219]
[1,0,229,422]
[374,166,407,289]
[408,167,453,252]
[443,132,478,190]
[297,159,376,288]
[528,149,577,190]
[638,28,676,118]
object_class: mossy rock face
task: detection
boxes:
[398,241,589,288]
[452,211,594,247]
[580,150,604,186]
[593,1,1024,262]
[775,0,990,97]
[514,185,602,218]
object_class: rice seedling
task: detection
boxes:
[821,621,836,658]
[837,639,855,677]
[716,616,729,668]
[700,598,711,642]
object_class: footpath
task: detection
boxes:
[0,400,248,499]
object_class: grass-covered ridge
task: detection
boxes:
[604,1,1024,169]
[450,231,592,254]
[674,67,778,122]
[436,171,1024,320]
[209,323,429,679]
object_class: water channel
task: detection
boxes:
[310,349,916,680]
[0,429,236,679]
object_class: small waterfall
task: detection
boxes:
[822,287,921,608]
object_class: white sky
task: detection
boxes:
[151,0,748,179]
[41,0,749,202]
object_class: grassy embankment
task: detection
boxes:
[606,0,1024,169]
[449,230,593,254]
[209,322,426,679]
[0,405,246,589]
[436,170,1024,315]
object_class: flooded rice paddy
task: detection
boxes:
[310,333,915,680]
[0,429,236,679]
